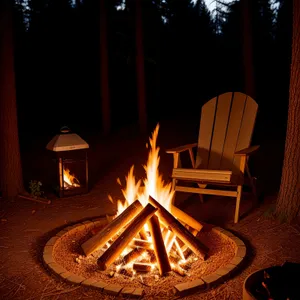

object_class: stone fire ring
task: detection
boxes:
[42,217,247,298]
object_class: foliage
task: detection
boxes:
[29,180,45,198]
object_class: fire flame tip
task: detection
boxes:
[108,195,114,204]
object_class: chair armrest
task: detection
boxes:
[234,145,260,156]
[166,143,197,154]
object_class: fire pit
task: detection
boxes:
[243,262,300,300]
[46,127,89,197]
[43,125,247,297]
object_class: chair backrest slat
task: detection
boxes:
[207,92,232,170]
[195,92,258,174]
[220,92,247,171]
[195,97,217,169]
[232,94,258,172]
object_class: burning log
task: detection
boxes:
[97,203,157,270]
[91,215,115,236]
[161,227,167,236]
[181,228,198,253]
[166,231,176,253]
[81,200,143,256]
[169,252,180,265]
[163,229,171,245]
[165,232,185,261]
[130,238,152,249]
[119,267,134,277]
[174,239,185,261]
[122,247,147,266]
[148,250,156,263]
[182,248,193,260]
[149,196,209,260]
[133,263,152,273]
[171,205,203,232]
[139,227,148,240]
[148,215,171,276]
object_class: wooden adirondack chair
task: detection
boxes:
[166,92,259,223]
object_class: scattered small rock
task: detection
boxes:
[75,257,81,264]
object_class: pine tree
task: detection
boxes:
[275,0,300,223]
[0,0,24,198]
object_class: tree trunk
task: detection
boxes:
[135,0,147,133]
[100,0,111,135]
[275,0,300,222]
[241,0,255,98]
[0,0,24,198]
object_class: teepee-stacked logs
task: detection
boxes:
[148,215,171,276]
[82,200,143,256]
[97,203,157,270]
[149,196,209,260]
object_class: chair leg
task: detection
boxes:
[197,183,206,203]
[234,185,242,223]
[199,194,204,203]
[245,162,257,197]
[172,178,177,192]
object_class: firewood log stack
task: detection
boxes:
[80,196,209,277]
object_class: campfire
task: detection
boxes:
[81,124,209,278]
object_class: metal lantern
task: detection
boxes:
[46,127,89,197]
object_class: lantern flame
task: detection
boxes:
[63,168,80,188]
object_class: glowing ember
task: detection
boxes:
[63,168,80,189]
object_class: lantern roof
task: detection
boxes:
[46,127,89,152]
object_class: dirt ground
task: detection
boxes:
[1,120,300,300]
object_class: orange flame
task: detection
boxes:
[115,124,174,213]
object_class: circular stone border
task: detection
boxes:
[42,218,247,298]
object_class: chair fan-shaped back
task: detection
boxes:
[195,92,258,174]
